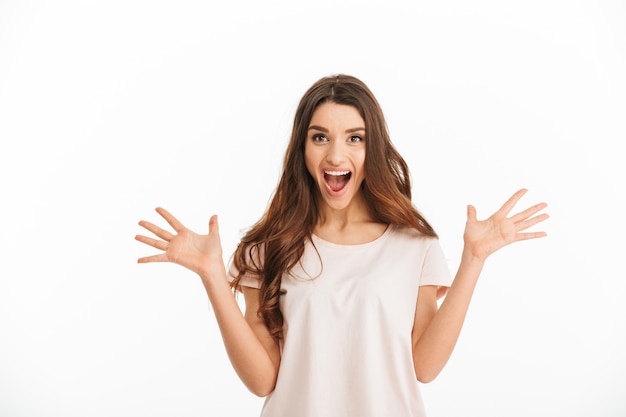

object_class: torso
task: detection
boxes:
[257,225,452,417]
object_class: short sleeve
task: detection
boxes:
[419,239,452,287]
[227,260,262,290]
[227,244,264,290]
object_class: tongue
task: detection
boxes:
[326,175,348,192]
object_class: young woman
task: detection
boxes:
[135,74,549,416]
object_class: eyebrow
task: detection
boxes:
[308,125,366,133]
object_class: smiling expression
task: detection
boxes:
[305,102,367,213]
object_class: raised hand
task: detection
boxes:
[135,208,224,277]
[463,189,549,261]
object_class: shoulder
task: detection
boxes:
[388,224,439,247]
[228,241,266,290]
[386,225,447,268]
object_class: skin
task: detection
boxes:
[304,102,386,244]
[135,103,549,394]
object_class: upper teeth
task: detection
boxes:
[325,170,350,176]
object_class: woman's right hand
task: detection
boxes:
[135,208,224,278]
[137,212,280,394]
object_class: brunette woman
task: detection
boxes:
[135,74,548,417]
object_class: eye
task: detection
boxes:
[348,135,363,143]
[312,134,329,143]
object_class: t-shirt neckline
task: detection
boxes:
[311,224,393,249]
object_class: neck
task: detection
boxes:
[316,193,372,229]
[314,194,388,245]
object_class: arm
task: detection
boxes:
[411,189,548,383]
[202,270,280,396]
[135,209,280,396]
[411,258,483,383]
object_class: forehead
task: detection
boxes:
[309,102,365,129]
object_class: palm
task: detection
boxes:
[135,208,223,277]
[463,189,548,261]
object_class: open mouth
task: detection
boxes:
[324,170,352,192]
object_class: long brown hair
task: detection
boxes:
[231,74,436,341]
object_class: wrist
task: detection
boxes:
[460,247,487,268]
[199,264,229,288]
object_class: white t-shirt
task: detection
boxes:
[229,224,452,417]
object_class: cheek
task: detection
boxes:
[304,144,318,177]
[353,149,367,174]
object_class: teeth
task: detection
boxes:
[324,170,350,176]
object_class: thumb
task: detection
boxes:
[208,214,220,236]
[467,204,477,222]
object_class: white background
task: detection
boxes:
[1,0,625,416]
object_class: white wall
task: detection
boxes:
[1,1,624,416]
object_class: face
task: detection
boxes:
[305,102,366,213]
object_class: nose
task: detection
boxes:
[325,140,346,166]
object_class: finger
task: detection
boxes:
[208,214,220,236]
[138,220,174,241]
[511,202,548,224]
[498,188,528,216]
[515,212,550,232]
[135,234,168,251]
[466,205,477,222]
[137,253,170,263]
[156,207,185,232]
[514,231,547,242]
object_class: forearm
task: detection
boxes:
[413,250,485,382]
[201,267,278,396]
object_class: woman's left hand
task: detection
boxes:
[463,188,549,261]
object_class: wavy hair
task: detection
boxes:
[230,74,437,341]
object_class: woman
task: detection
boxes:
[135,74,548,416]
